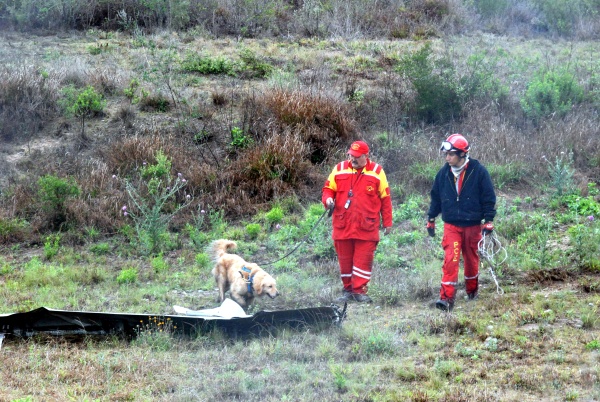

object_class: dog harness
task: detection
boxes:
[239,266,254,294]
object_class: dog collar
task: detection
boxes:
[240,266,254,294]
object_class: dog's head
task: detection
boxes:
[253,270,280,299]
[260,276,280,299]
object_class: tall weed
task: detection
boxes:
[121,150,192,255]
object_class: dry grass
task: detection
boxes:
[0,66,60,142]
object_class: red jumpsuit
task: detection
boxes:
[322,159,393,295]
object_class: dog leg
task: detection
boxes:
[231,293,247,310]
[216,278,228,302]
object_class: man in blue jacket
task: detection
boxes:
[427,134,496,311]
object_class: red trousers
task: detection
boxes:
[440,223,481,301]
[334,239,377,295]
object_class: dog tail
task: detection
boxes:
[209,239,237,260]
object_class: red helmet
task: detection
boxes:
[440,134,469,153]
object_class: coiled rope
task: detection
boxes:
[478,232,507,295]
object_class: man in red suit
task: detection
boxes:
[322,141,393,303]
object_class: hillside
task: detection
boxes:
[1,2,600,400]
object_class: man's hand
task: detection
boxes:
[383,227,392,236]
[325,197,334,210]
[482,221,494,236]
[426,220,435,237]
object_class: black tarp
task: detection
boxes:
[0,304,346,340]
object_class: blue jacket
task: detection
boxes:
[427,158,496,227]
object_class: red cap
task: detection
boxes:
[348,141,369,157]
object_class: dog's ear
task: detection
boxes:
[253,273,264,295]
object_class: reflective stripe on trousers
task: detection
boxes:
[440,223,481,301]
[334,239,377,295]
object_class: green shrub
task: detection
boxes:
[521,69,583,122]
[462,50,509,106]
[563,195,600,217]
[245,223,262,239]
[360,330,397,356]
[230,126,253,148]
[43,234,61,260]
[151,253,169,273]
[238,48,274,78]
[38,175,80,212]
[117,267,138,284]
[0,217,29,243]
[567,217,600,270]
[532,0,578,36]
[265,206,284,224]
[396,42,461,124]
[37,174,80,228]
[181,53,234,75]
[195,252,210,268]
[487,163,529,189]
[23,257,62,287]
[87,45,104,55]
[395,194,425,222]
[123,78,148,104]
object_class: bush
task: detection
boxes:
[43,234,60,260]
[245,223,262,239]
[0,217,30,243]
[117,267,138,284]
[521,68,584,122]
[396,42,462,124]
[151,253,169,273]
[266,206,284,224]
[139,93,171,112]
[257,89,357,164]
[37,175,80,229]
[38,175,80,211]
[237,48,274,78]
[181,53,234,75]
[222,132,314,215]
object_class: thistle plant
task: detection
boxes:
[543,151,575,197]
[120,150,192,255]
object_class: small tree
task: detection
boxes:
[61,85,106,140]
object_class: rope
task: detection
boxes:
[259,207,332,266]
[478,231,507,295]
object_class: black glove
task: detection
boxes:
[482,221,494,236]
[426,220,435,237]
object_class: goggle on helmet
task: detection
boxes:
[440,134,469,153]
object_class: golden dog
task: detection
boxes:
[210,239,279,310]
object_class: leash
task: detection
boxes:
[259,206,333,266]
[478,231,507,295]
